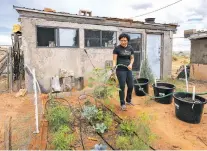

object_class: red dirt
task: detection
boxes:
[108,82,207,150]
[0,93,35,150]
[1,56,207,150]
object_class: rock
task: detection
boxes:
[15,89,27,97]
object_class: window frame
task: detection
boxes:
[36,25,80,48]
[124,32,143,71]
[84,29,117,48]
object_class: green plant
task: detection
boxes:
[117,113,156,150]
[103,112,113,128]
[139,58,155,83]
[92,144,107,150]
[116,135,150,150]
[46,105,72,131]
[130,137,149,150]
[88,68,120,103]
[94,123,107,134]
[95,109,104,121]
[52,125,75,150]
[136,112,157,145]
[82,105,98,121]
[116,136,130,150]
[119,119,137,136]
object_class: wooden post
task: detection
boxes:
[9,47,13,93]
[4,116,12,150]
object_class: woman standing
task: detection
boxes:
[113,33,134,111]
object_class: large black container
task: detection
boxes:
[134,78,149,96]
[173,92,207,124]
[152,83,175,104]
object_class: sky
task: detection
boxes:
[0,0,206,51]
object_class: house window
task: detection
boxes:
[127,33,142,71]
[85,30,101,47]
[102,31,117,47]
[85,30,117,47]
[37,26,79,47]
[59,28,79,47]
[37,27,56,47]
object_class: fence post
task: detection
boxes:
[32,69,39,133]
[9,47,13,93]
[4,116,12,150]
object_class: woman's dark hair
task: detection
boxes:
[119,33,130,41]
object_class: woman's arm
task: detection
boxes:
[130,55,134,66]
[113,54,117,68]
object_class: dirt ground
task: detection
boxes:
[0,55,207,150]
[110,82,207,150]
[0,93,35,150]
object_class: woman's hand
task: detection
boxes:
[127,64,132,70]
[111,66,116,74]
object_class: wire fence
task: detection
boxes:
[0,48,9,93]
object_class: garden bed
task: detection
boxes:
[44,94,156,150]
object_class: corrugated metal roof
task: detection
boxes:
[13,5,178,27]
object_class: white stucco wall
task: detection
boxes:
[21,17,173,92]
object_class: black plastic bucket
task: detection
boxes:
[134,78,149,96]
[152,83,175,104]
[173,92,207,124]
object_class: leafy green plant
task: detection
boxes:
[46,105,72,131]
[92,144,107,150]
[119,119,137,135]
[52,125,75,150]
[88,68,120,103]
[116,136,130,150]
[139,58,155,84]
[95,109,104,121]
[103,112,113,128]
[116,135,150,150]
[130,137,149,150]
[116,113,156,150]
[94,123,107,134]
[136,112,157,144]
[82,105,98,121]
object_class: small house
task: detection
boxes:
[14,6,178,92]
[189,31,207,81]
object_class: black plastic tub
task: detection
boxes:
[173,92,207,124]
[134,78,149,96]
[152,83,175,104]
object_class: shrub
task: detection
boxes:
[104,112,113,128]
[139,58,155,83]
[119,119,137,136]
[116,136,130,150]
[52,125,75,150]
[88,68,120,103]
[46,105,72,131]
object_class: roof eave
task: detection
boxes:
[13,5,104,20]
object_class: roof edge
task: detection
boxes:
[13,5,104,20]
[13,5,178,28]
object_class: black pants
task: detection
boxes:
[116,70,134,106]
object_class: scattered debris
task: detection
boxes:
[15,89,27,97]
[44,8,56,13]
[87,137,98,141]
